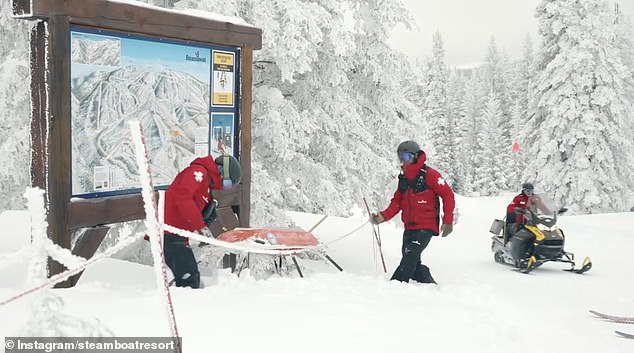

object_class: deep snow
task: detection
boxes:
[1,194,633,352]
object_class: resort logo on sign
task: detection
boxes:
[186,51,207,62]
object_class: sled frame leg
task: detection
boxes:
[234,253,248,277]
[309,250,343,272]
[291,256,303,278]
[324,254,343,272]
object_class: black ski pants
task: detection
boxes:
[163,234,200,288]
[391,229,436,284]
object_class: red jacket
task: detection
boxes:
[506,194,529,223]
[164,156,222,239]
[506,193,549,223]
[380,151,455,234]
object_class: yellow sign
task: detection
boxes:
[212,51,235,106]
[214,52,234,66]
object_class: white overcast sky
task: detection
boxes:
[390,0,634,67]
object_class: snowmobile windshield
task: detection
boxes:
[526,193,555,217]
[523,193,559,228]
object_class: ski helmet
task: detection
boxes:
[215,155,242,189]
[397,140,420,164]
[521,182,534,193]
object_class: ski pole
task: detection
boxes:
[363,197,387,273]
[308,214,328,233]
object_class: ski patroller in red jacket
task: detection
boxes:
[164,156,222,240]
[506,194,529,224]
[379,150,455,234]
[506,193,549,224]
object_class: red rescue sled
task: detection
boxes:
[218,227,320,247]
[216,227,342,277]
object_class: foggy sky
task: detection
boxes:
[390,0,634,67]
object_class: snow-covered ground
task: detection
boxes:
[1,194,633,352]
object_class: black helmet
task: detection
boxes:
[397,140,420,164]
[215,155,241,189]
[397,140,420,154]
[521,182,534,193]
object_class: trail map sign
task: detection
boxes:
[70,27,239,198]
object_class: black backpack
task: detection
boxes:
[398,165,428,193]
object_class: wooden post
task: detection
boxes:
[29,18,73,285]
[29,21,48,195]
[48,15,73,287]
[68,226,111,286]
[240,46,254,228]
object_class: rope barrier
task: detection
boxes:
[0,232,144,307]
[323,220,370,245]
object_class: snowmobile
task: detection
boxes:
[489,194,592,274]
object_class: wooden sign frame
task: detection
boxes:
[12,0,261,285]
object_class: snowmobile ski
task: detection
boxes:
[516,256,542,274]
[564,256,592,274]
[615,330,634,339]
[589,310,634,324]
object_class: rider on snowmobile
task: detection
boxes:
[505,182,549,241]
[504,182,552,268]
[491,186,591,273]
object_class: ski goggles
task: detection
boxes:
[398,152,416,164]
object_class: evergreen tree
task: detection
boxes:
[424,32,455,184]
[508,35,536,187]
[482,37,514,189]
[446,69,466,192]
[173,0,417,224]
[456,73,486,195]
[529,0,634,213]
[508,101,525,186]
[476,91,507,195]
[0,2,31,212]
[614,4,634,107]
[483,38,511,123]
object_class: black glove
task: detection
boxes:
[202,200,218,227]
[441,224,453,237]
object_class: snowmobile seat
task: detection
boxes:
[505,223,521,244]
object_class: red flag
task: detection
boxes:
[512,142,520,153]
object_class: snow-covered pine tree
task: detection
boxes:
[528,0,634,213]
[455,72,486,195]
[508,102,525,187]
[482,37,514,189]
[613,2,634,78]
[0,1,31,212]
[173,0,348,224]
[173,0,418,222]
[344,0,422,208]
[511,35,536,183]
[415,58,435,157]
[475,91,508,195]
[613,4,634,210]
[445,69,466,192]
[513,34,536,136]
[424,31,456,185]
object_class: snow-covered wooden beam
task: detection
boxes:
[11,0,262,49]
